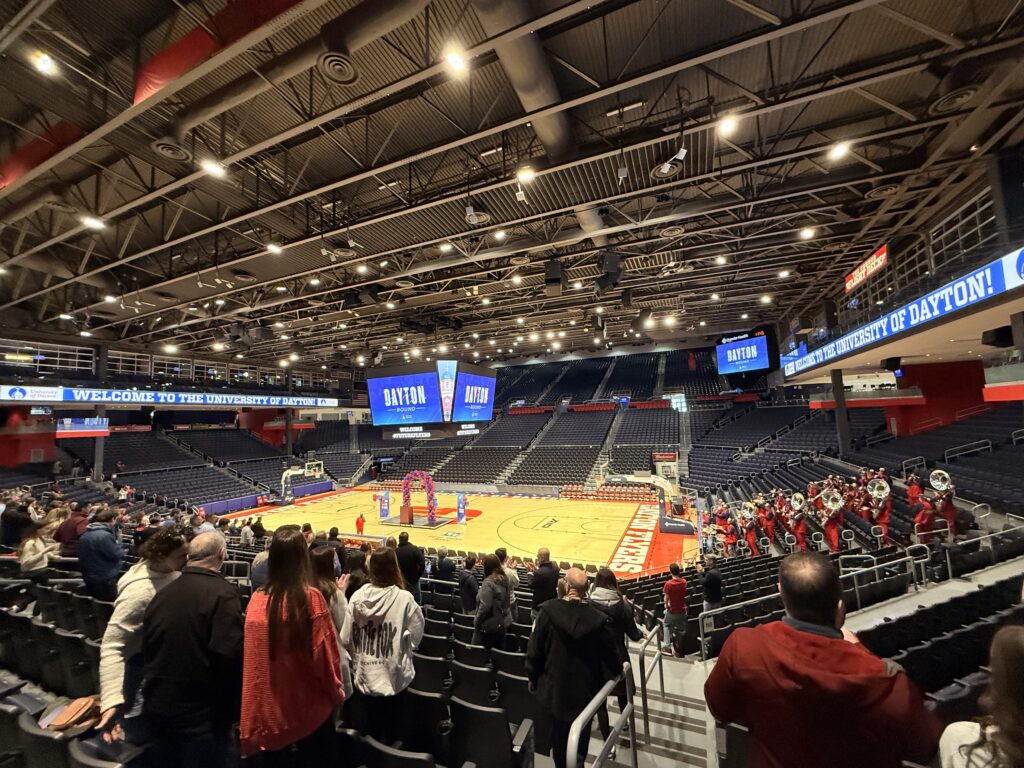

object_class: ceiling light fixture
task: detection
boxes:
[356,264,368,274]
[493,230,506,241]
[605,101,646,118]
[511,274,522,285]
[200,159,227,178]
[760,295,772,304]
[58,313,73,320]
[828,141,851,161]
[444,46,467,76]
[778,270,790,278]
[275,285,288,293]
[799,226,816,240]
[163,344,178,354]
[266,243,283,255]
[479,146,502,159]
[573,280,583,290]
[715,255,728,265]
[81,215,106,230]
[32,52,57,75]
[379,260,388,268]
[664,316,677,327]
[79,330,92,337]
[309,278,321,286]
[699,321,706,327]
[741,313,749,320]
[516,317,524,325]
[481,297,491,305]
[279,359,290,368]
[718,115,738,137]
[212,342,226,351]
[103,294,116,303]
[386,301,396,309]
[593,337,601,345]
[711,293,720,300]
[439,242,453,253]
[595,306,604,314]
[516,165,536,184]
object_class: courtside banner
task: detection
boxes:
[785,247,1024,377]
[0,385,339,408]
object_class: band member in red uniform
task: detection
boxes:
[914,498,936,544]
[907,475,923,507]
[722,518,739,557]
[873,495,892,545]
[936,491,956,539]
[743,513,760,557]
[790,507,807,551]
[823,507,841,553]
[761,504,777,544]
[355,513,365,535]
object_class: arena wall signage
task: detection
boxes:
[844,243,888,292]
[0,385,339,408]
[785,247,1024,377]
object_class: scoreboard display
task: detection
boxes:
[716,332,771,375]
[367,360,497,432]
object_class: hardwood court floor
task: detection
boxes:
[258,488,642,566]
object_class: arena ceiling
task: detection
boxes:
[0,0,1022,372]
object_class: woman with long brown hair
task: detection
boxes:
[940,625,1024,767]
[310,544,352,699]
[240,527,343,763]
[342,546,424,744]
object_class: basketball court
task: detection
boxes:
[248,487,697,573]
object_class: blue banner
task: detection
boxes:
[785,248,1024,377]
[0,385,338,408]
[456,492,467,525]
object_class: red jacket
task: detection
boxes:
[240,587,344,756]
[705,621,941,768]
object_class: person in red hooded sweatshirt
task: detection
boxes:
[705,551,941,768]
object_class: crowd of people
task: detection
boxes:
[700,466,970,557]
[2,483,1021,768]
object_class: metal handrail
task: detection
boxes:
[914,518,951,546]
[910,417,943,435]
[1012,428,1024,445]
[944,440,991,463]
[954,403,992,421]
[865,432,895,446]
[697,556,917,660]
[568,662,638,768]
[635,623,665,745]
[901,456,926,477]
[973,503,992,531]
[941,520,1024,580]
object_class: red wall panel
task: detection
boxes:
[884,361,987,436]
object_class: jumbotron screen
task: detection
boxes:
[367,360,497,427]
[716,333,771,375]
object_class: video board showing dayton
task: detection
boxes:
[366,360,497,439]
[716,331,772,375]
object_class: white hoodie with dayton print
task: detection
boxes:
[341,583,425,696]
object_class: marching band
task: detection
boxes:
[698,466,958,558]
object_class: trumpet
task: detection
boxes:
[929,469,952,492]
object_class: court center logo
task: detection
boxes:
[8,387,27,400]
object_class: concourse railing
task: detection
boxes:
[635,622,665,745]
[567,662,638,768]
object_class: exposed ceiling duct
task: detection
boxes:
[0,184,75,228]
[152,0,431,161]
[470,0,608,247]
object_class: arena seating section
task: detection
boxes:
[175,428,283,461]
[120,465,257,506]
[663,349,725,397]
[60,431,197,472]
[539,358,610,404]
[609,405,680,474]
[600,352,658,400]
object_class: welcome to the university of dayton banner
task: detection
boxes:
[0,385,339,408]
[785,247,1024,377]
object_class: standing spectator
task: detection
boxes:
[311,545,352,699]
[55,503,89,556]
[495,547,520,603]
[527,568,619,768]
[251,537,274,590]
[240,519,255,547]
[587,568,642,749]
[473,554,514,649]
[434,547,455,593]
[661,563,688,655]
[939,625,1024,768]
[240,530,344,762]
[135,514,161,548]
[705,551,942,768]
[79,508,124,601]
[395,531,425,603]
[697,555,723,614]
[457,555,479,613]
[98,528,188,743]
[115,460,126,474]
[342,547,424,745]
[326,527,344,551]
[301,522,315,547]
[251,517,267,540]
[51,459,63,481]
[528,547,559,619]
[142,533,243,768]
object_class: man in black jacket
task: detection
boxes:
[435,546,456,593]
[527,568,619,768]
[457,555,479,613]
[528,547,559,620]
[396,531,425,603]
[142,532,243,768]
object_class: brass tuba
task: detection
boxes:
[929,469,951,491]
[867,477,891,500]
[789,492,806,511]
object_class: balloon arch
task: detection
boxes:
[401,470,438,524]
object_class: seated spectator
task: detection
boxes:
[142,532,243,768]
[457,555,479,613]
[473,554,513,649]
[98,528,188,743]
[342,546,424,745]
[54,503,90,556]
[16,521,60,611]
[0,498,33,548]
[704,551,942,768]
[79,508,124,601]
[241,529,344,762]
[939,625,1024,768]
